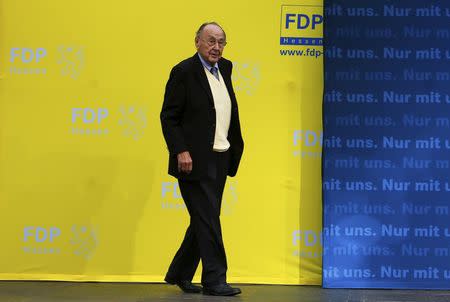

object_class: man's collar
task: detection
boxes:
[197,53,219,71]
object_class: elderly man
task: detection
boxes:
[160,22,244,296]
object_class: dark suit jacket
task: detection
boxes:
[160,53,244,180]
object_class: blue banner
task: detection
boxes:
[323,1,450,289]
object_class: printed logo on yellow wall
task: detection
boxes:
[22,226,97,259]
[9,46,84,78]
[161,180,238,215]
[232,62,261,96]
[292,229,322,259]
[293,129,322,158]
[280,5,323,46]
[71,106,148,139]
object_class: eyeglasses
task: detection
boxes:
[202,38,227,48]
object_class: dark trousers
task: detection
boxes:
[165,151,230,287]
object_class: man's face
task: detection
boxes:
[195,24,226,66]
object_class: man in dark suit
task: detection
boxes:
[160,22,244,296]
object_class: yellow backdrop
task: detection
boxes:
[0,0,323,284]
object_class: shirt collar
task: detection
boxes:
[197,53,219,72]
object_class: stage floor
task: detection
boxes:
[1,281,450,302]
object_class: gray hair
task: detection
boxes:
[195,22,227,40]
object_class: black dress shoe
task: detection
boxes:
[203,283,241,296]
[164,277,202,293]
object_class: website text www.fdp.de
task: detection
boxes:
[280,48,323,58]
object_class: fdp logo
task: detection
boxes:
[161,182,186,210]
[24,226,61,242]
[71,108,109,135]
[232,62,261,96]
[22,226,61,255]
[72,108,109,123]
[71,106,148,138]
[292,229,322,258]
[280,5,324,46]
[10,48,48,74]
[221,180,238,215]
[9,46,85,77]
[293,129,323,157]
[161,180,238,215]
[70,225,98,259]
[57,46,85,79]
[293,229,322,247]
[118,106,148,140]
[10,48,47,63]
[22,225,97,258]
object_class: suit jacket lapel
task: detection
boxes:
[219,59,237,110]
[193,54,214,105]
[219,61,231,94]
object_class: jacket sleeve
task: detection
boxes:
[160,65,188,155]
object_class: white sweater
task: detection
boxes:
[204,67,232,152]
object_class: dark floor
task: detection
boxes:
[1,281,450,302]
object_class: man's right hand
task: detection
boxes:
[177,151,192,174]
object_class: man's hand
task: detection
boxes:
[177,151,192,174]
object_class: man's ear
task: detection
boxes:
[195,37,200,49]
